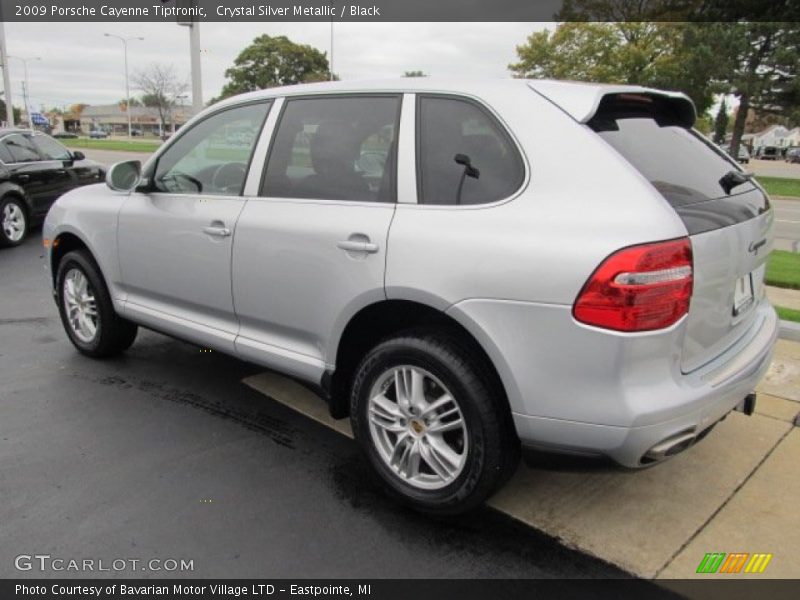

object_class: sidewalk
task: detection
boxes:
[243,340,800,579]
[767,285,800,312]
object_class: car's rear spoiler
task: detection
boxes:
[527,80,696,128]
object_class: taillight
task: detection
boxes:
[573,238,693,332]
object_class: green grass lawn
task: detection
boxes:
[756,176,800,198]
[62,138,161,153]
[766,250,800,290]
[776,306,800,323]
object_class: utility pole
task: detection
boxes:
[8,56,40,128]
[0,21,14,127]
[177,1,203,114]
[104,33,143,137]
[20,80,26,126]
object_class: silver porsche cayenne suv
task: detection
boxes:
[43,79,777,514]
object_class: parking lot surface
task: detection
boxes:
[0,235,628,579]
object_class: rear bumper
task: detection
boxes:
[449,298,778,468]
[516,304,776,467]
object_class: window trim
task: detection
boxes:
[258,92,404,204]
[144,99,273,198]
[414,93,527,208]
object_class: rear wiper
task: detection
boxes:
[719,170,754,195]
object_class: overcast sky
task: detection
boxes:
[2,21,549,110]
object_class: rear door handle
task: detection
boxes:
[337,240,379,253]
[203,225,231,237]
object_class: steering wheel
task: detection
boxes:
[158,171,203,193]
[211,162,248,194]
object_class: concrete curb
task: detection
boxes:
[779,319,800,342]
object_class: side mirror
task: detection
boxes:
[71,150,85,161]
[106,160,142,192]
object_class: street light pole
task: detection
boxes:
[104,33,143,138]
[0,22,14,127]
[7,55,41,127]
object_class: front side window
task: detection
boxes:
[262,95,400,202]
[153,102,271,196]
[32,134,72,161]
[3,134,42,163]
[417,96,524,206]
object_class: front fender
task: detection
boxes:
[44,184,129,305]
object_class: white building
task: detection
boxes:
[80,104,191,136]
[751,125,791,151]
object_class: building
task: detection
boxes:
[80,103,192,136]
[747,124,800,154]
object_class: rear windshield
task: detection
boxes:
[589,95,755,207]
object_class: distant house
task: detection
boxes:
[785,127,800,148]
[750,125,791,152]
[80,103,191,136]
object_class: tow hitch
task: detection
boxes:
[735,392,757,416]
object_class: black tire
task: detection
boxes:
[0,195,28,247]
[55,249,138,358]
[350,331,519,515]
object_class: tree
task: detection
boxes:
[132,64,188,134]
[0,100,21,125]
[545,2,800,157]
[509,22,723,114]
[713,98,729,144]
[217,35,330,100]
[710,23,800,157]
[403,70,427,77]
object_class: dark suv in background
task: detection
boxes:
[0,129,104,247]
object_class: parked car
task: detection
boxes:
[721,143,750,164]
[52,131,79,139]
[785,147,800,163]
[43,80,777,514]
[0,129,104,246]
[756,145,780,160]
[130,129,144,137]
[89,129,108,139]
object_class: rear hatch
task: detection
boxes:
[535,86,772,372]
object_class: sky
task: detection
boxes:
[1,21,549,110]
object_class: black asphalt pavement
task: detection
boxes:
[0,233,628,579]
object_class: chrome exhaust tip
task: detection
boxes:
[641,429,696,464]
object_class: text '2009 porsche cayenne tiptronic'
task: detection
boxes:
[43,79,777,514]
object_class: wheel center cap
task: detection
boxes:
[409,419,425,435]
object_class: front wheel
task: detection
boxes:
[350,332,519,515]
[56,250,138,358]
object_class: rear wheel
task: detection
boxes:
[0,196,28,247]
[350,332,519,515]
[56,250,138,358]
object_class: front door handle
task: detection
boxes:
[337,239,379,253]
[203,225,231,237]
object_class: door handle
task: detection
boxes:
[337,240,379,253]
[17,174,30,183]
[203,225,231,237]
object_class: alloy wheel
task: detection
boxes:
[63,268,99,343]
[2,202,25,242]
[367,365,469,490]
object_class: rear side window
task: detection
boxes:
[417,95,524,205]
[589,95,755,206]
[3,134,41,163]
[262,95,400,202]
